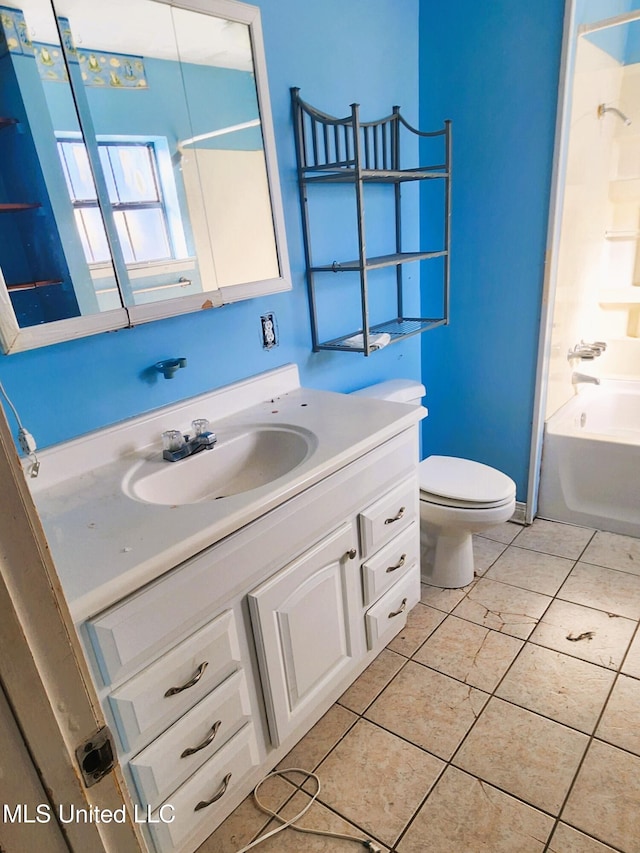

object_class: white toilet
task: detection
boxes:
[353,379,516,588]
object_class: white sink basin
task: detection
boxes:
[123,424,316,505]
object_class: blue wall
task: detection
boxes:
[580,0,640,63]
[0,0,422,449]
[418,0,565,501]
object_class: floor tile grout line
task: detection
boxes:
[414,600,639,688]
[246,523,638,853]
[540,633,637,853]
[412,526,637,851]
[464,526,639,853]
[385,759,449,851]
[363,721,574,851]
[544,820,627,853]
[571,558,640,581]
[418,605,633,680]
[397,527,636,851]
[253,772,393,851]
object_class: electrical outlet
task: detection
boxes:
[260,313,278,349]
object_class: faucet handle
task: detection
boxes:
[568,340,608,360]
[162,429,186,452]
[192,418,211,436]
[192,418,217,449]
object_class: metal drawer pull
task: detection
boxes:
[164,661,209,697]
[384,506,405,525]
[386,553,407,573]
[180,720,222,758]
[347,548,357,560]
[194,772,232,811]
[388,597,408,619]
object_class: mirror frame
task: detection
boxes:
[0,0,290,354]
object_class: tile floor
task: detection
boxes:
[201,519,640,853]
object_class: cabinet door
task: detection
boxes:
[248,523,361,746]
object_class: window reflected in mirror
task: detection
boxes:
[0,0,290,353]
[52,0,280,307]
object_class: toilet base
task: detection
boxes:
[421,527,475,588]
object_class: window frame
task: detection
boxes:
[56,134,190,269]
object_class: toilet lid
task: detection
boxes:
[418,455,516,505]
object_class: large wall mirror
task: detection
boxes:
[0,0,290,353]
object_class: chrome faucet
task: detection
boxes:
[571,371,600,386]
[567,340,607,360]
[162,419,217,462]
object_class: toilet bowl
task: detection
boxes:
[353,380,516,588]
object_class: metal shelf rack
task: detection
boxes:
[291,88,451,356]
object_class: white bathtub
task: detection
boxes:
[538,380,640,537]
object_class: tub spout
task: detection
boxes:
[572,371,600,386]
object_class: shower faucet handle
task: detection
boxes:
[582,340,607,356]
[568,340,607,360]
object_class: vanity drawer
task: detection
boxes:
[86,563,240,687]
[108,611,241,754]
[358,476,418,558]
[129,670,252,810]
[365,564,421,650]
[149,723,260,853]
[361,521,419,607]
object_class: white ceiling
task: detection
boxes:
[12,0,253,71]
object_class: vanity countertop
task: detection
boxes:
[30,365,425,622]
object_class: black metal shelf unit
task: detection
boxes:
[291,88,452,356]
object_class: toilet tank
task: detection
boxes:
[351,378,426,407]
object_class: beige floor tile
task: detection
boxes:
[420,581,471,613]
[596,674,640,756]
[622,629,640,679]
[480,521,523,544]
[414,614,523,692]
[548,823,620,853]
[315,718,444,847]
[257,789,391,852]
[530,599,637,669]
[581,530,640,576]
[453,697,588,813]
[563,739,640,852]
[514,518,595,559]
[365,661,488,760]
[559,562,640,619]
[338,649,405,714]
[452,577,551,640]
[496,644,615,733]
[197,774,294,853]
[277,704,357,778]
[386,602,446,657]
[397,766,553,853]
[472,534,508,575]
[485,545,574,595]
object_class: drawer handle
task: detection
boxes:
[180,719,222,758]
[347,548,357,560]
[384,506,406,525]
[194,772,232,811]
[388,597,408,619]
[386,553,407,573]
[164,661,209,697]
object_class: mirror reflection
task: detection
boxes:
[0,0,284,341]
[0,0,118,327]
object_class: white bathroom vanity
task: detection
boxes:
[29,364,425,853]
